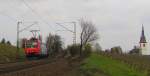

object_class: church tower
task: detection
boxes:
[139,25,149,55]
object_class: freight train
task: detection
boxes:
[21,31,49,58]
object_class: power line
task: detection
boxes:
[0,12,17,22]
[56,22,77,44]
[21,0,54,32]
[20,0,78,44]
[19,22,38,32]
[4,0,23,21]
[56,23,74,33]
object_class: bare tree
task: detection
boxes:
[80,19,99,56]
[46,33,63,56]
[46,33,54,53]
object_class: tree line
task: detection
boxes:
[46,19,99,58]
[0,38,11,45]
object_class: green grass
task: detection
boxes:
[0,43,25,63]
[81,53,147,76]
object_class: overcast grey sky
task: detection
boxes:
[0,0,150,52]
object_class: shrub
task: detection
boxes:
[110,46,122,54]
[6,41,11,45]
[67,44,80,57]
[1,38,6,44]
[82,44,92,58]
[66,43,93,58]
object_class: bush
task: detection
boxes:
[110,46,122,54]
[66,43,93,58]
[67,44,80,57]
[6,41,11,45]
[82,44,92,58]
[1,38,6,44]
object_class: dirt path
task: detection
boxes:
[1,58,79,76]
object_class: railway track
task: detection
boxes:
[0,58,56,75]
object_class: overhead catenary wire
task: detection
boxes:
[21,0,55,32]
[19,22,38,32]
[56,23,74,33]
[0,12,18,22]
[56,22,77,44]
[21,0,78,44]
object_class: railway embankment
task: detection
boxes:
[0,57,56,75]
[0,43,25,64]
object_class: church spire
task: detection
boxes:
[140,25,147,43]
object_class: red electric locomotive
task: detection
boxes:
[21,30,49,58]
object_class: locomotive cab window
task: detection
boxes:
[26,41,38,48]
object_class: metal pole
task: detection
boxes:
[17,22,19,59]
[56,22,77,45]
[75,22,76,44]
[17,21,21,59]
[72,22,76,44]
[16,21,38,59]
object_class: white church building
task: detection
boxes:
[139,26,150,55]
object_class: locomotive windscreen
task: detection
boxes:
[26,38,38,48]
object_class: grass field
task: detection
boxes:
[80,53,147,76]
[0,43,25,63]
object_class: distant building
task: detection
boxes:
[129,46,141,55]
[139,25,150,55]
[110,46,122,54]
